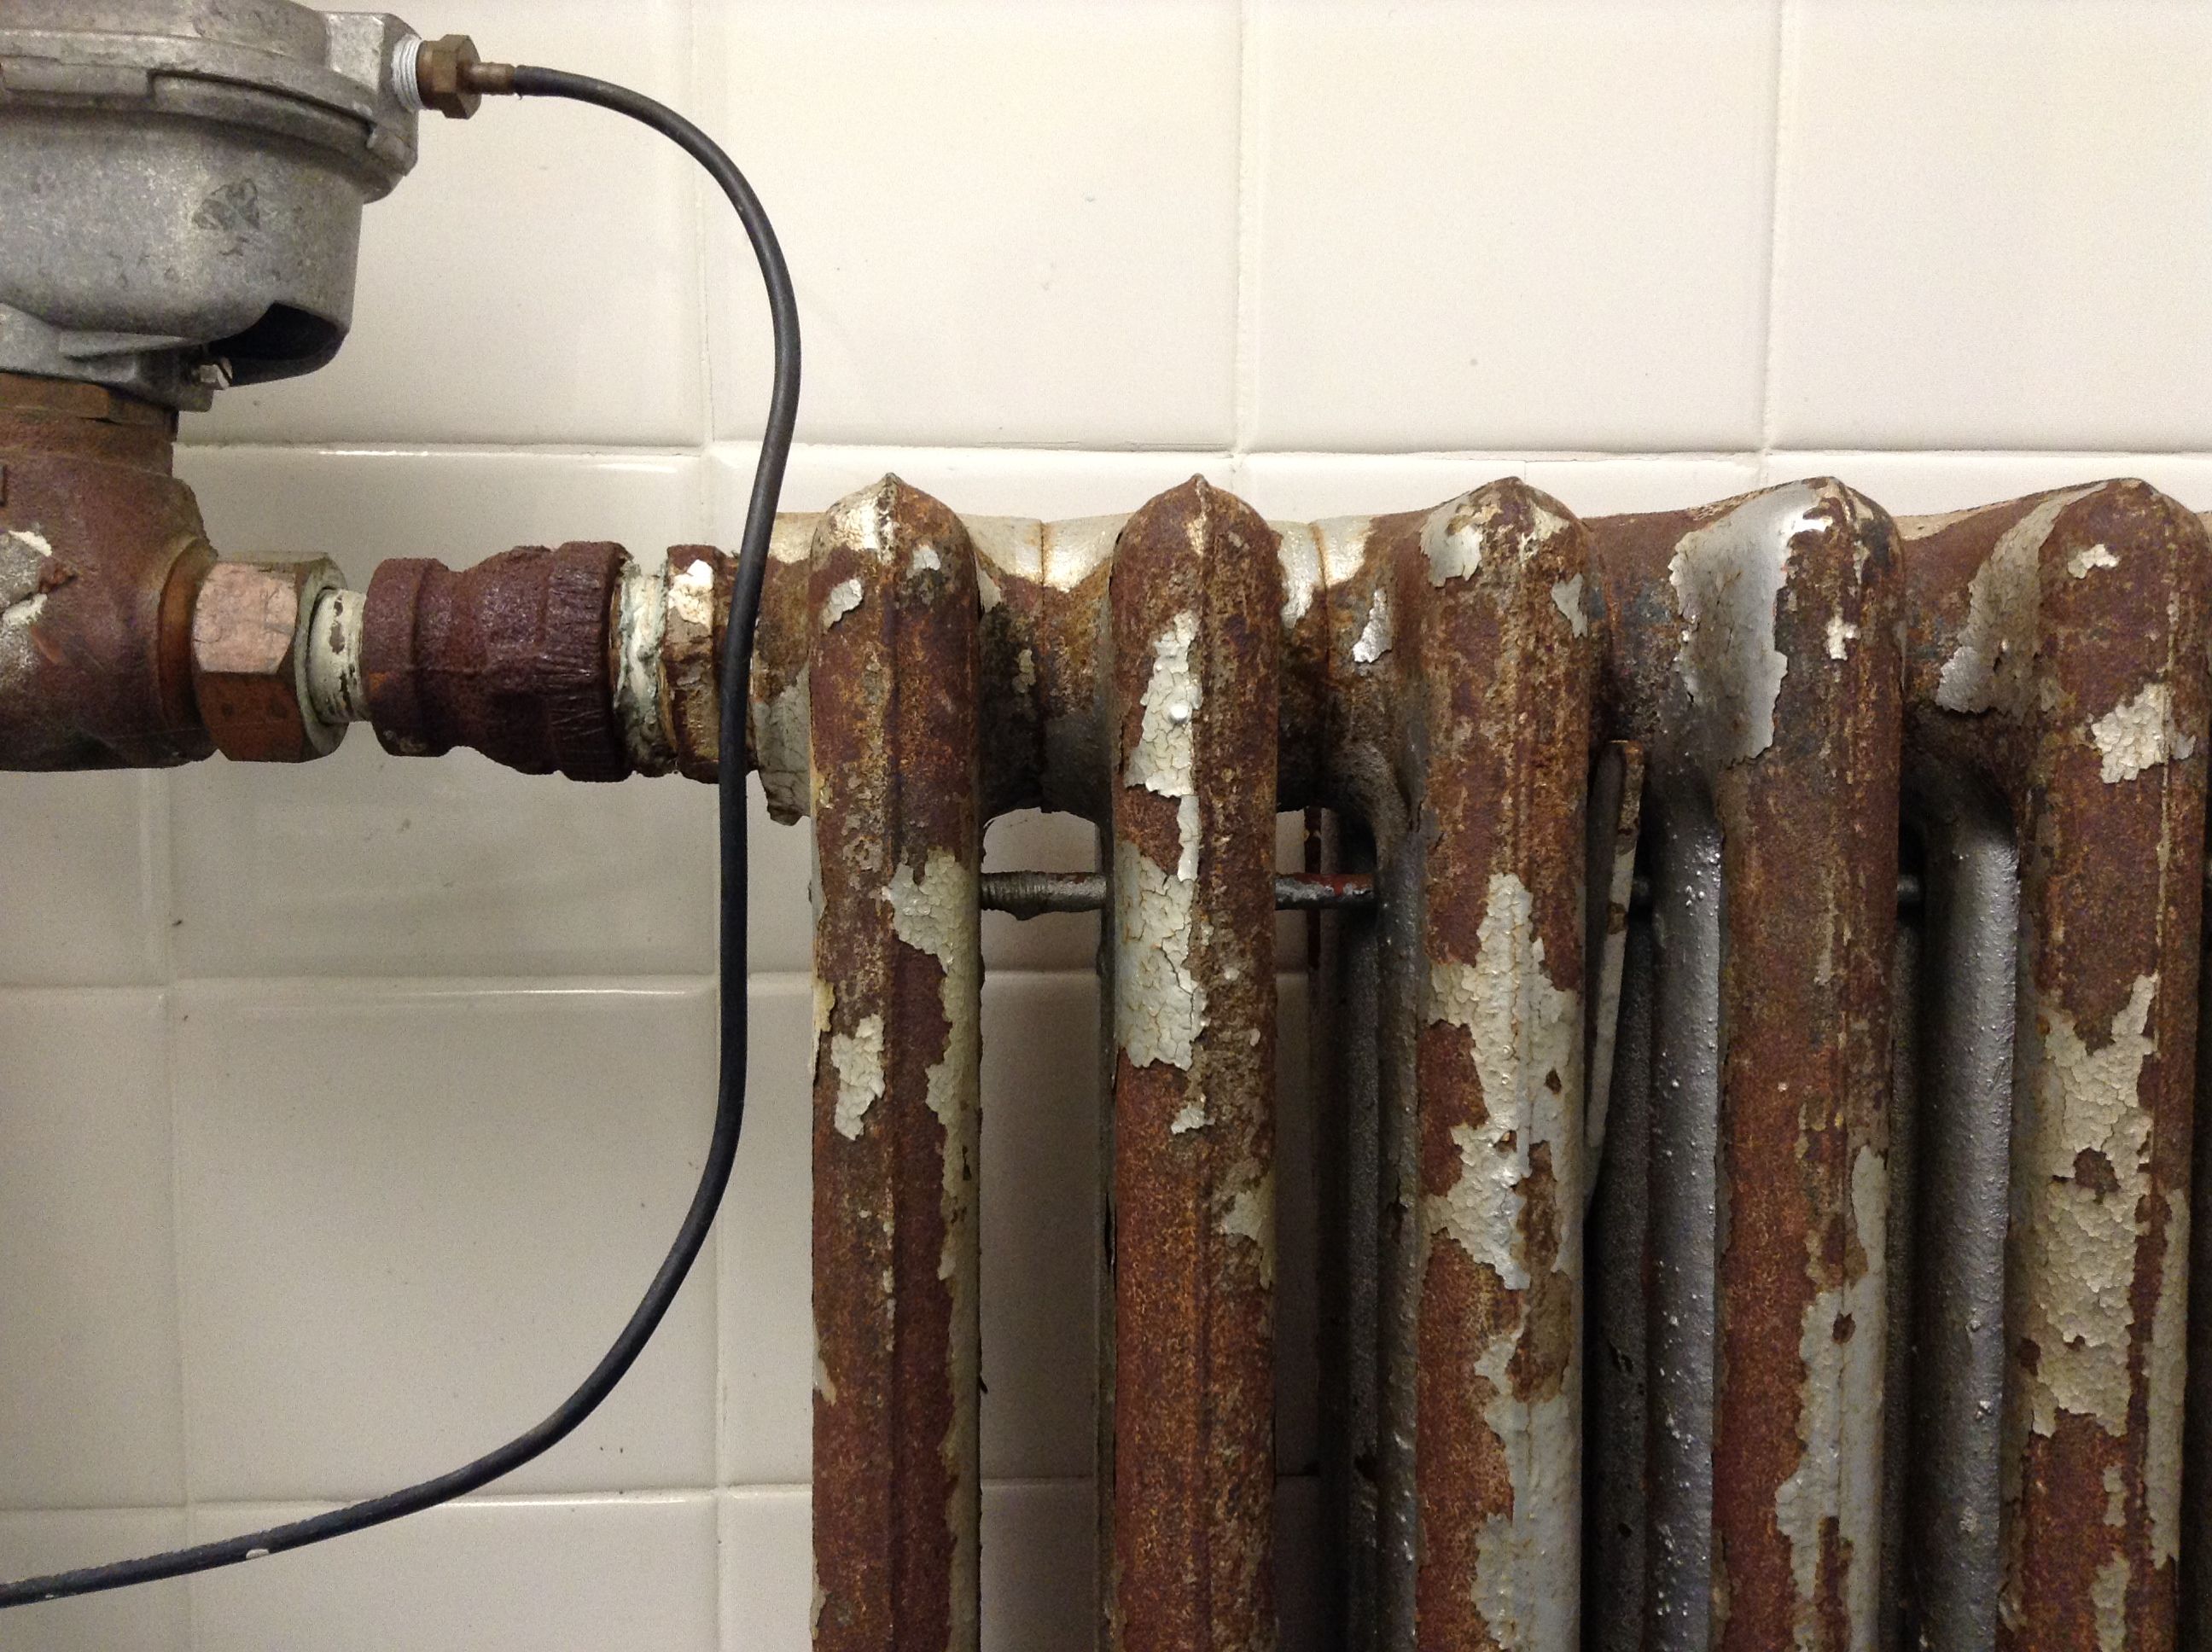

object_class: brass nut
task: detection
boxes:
[191,560,346,763]
[416,33,484,119]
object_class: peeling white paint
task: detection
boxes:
[1316,517,1376,590]
[1351,590,1393,666]
[2016,974,2158,1436]
[1936,486,2099,717]
[1115,835,1204,1071]
[2092,1553,2129,1652]
[1,527,54,630]
[2090,682,2196,783]
[1126,612,1201,799]
[813,976,835,1037]
[1551,574,1588,637]
[1825,615,1860,661]
[1015,646,1036,694]
[1420,872,1580,1290]
[1220,1169,1274,1287]
[1669,485,1821,764]
[911,544,942,575]
[1773,1145,1887,1649]
[814,1346,839,1405]
[2069,544,2120,579]
[4,528,51,559]
[752,671,810,823]
[612,560,669,771]
[2147,1187,2187,1568]
[830,1013,885,1139]
[821,577,864,630]
[1170,1099,1208,1134]
[1422,492,1489,585]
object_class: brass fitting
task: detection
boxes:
[415,33,487,120]
[190,559,348,763]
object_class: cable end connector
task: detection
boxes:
[393,33,516,119]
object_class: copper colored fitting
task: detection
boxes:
[415,33,487,119]
[189,559,347,763]
[361,542,631,781]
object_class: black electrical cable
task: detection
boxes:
[0,66,798,1608]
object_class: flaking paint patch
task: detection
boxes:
[2016,974,2158,1436]
[1936,486,2099,717]
[883,846,982,1652]
[1115,835,1204,1071]
[1127,612,1200,800]
[911,544,942,575]
[2069,543,2119,579]
[752,672,810,823]
[1772,1145,1886,1649]
[814,1346,840,1405]
[1040,515,1125,590]
[1422,493,1489,586]
[821,577,864,630]
[2092,1554,2129,1652]
[1,527,54,629]
[1551,574,1588,637]
[2147,1187,2187,1567]
[1419,873,1579,1291]
[1466,1318,1578,1651]
[1220,1168,1275,1287]
[1351,590,1393,665]
[770,514,818,565]
[1668,485,1819,763]
[830,1013,885,1139]
[2090,681,2196,783]
[613,560,669,770]
[1825,615,1859,660]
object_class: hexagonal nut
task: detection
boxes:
[191,560,347,763]
[416,33,484,119]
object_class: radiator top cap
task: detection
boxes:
[0,1,428,409]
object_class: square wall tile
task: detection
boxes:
[1247,0,1779,452]
[189,1495,717,1651]
[0,990,183,1510]
[185,0,701,447]
[1763,451,2212,520]
[1770,0,2212,450]
[0,771,164,985]
[719,1483,1097,1652]
[719,982,813,1486]
[172,447,723,979]
[719,1486,811,1651]
[698,3,1241,449]
[0,1509,189,1652]
[173,981,719,1502]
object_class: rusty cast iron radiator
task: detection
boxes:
[10,398,2210,1646]
[357,468,2189,1652]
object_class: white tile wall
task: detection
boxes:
[6,2,2209,1647]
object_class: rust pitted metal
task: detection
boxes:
[1107,477,1280,1652]
[1903,482,2208,1652]
[0,374,213,770]
[1399,480,1593,1649]
[359,540,630,780]
[1591,481,1902,1652]
[808,475,983,1652]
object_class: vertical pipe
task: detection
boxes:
[1399,480,1594,1649]
[808,476,983,1652]
[1107,477,1282,1652]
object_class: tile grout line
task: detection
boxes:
[1756,0,1796,473]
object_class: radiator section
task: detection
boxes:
[502,469,2211,1651]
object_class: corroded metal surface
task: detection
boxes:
[1398,480,1594,1649]
[0,371,212,769]
[1592,481,1902,1652]
[1903,482,2207,1652]
[807,477,983,1652]
[1106,478,1280,1652]
[360,539,630,779]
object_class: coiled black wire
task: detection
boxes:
[0,65,799,1608]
